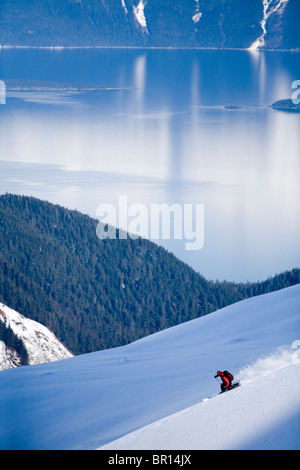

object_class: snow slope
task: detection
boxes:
[0,302,73,370]
[0,285,299,450]
[100,355,300,450]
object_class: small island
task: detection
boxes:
[270,99,300,113]
[224,104,242,110]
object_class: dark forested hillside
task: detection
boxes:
[0,194,299,355]
[0,0,299,50]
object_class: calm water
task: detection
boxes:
[0,48,299,282]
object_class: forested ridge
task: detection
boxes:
[0,194,299,356]
[0,0,299,50]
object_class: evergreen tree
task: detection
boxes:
[0,194,299,356]
[0,320,29,365]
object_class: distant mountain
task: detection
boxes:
[0,0,299,50]
[0,301,72,370]
[0,194,299,357]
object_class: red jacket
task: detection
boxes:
[217,371,230,388]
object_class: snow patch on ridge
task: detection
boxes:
[193,0,202,24]
[121,0,128,14]
[193,12,202,24]
[249,0,289,50]
[133,1,147,30]
[0,302,73,369]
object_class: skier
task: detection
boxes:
[214,370,234,392]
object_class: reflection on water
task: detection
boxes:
[0,49,299,282]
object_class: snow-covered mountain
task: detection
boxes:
[0,302,73,371]
[0,0,299,49]
[0,284,299,450]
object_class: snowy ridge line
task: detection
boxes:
[249,0,289,50]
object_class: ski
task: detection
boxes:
[202,382,240,402]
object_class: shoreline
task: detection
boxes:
[0,45,299,53]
